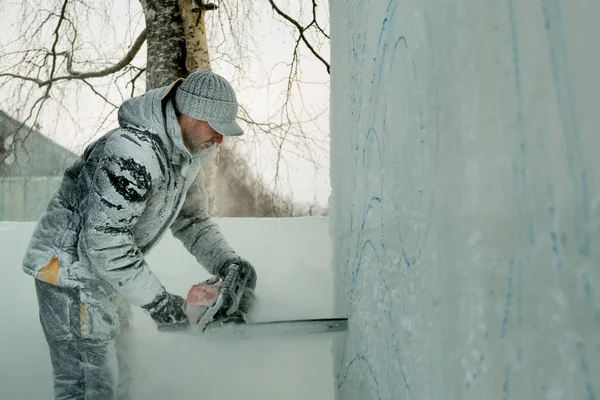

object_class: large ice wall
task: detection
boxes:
[330,1,599,399]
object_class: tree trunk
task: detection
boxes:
[139,0,187,89]
[178,0,212,71]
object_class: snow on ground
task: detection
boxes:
[0,217,337,400]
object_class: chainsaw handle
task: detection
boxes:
[192,264,249,331]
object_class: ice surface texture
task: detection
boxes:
[330,1,600,399]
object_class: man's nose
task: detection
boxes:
[213,132,223,144]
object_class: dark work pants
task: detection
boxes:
[35,279,132,400]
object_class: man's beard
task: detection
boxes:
[183,136,215,152]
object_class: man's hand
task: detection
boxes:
[238,288,256,314]
[141,290,189,326]
[218,258,257,314]
[219,258,257,289]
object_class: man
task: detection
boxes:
[22,70,257,399]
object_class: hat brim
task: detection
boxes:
[208,120,244,137]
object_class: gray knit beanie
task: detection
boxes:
[174,70,243,136]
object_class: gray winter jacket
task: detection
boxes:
[23,81,238,307]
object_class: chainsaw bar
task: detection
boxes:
[158,317,348,338]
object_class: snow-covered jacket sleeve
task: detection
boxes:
[170,173,238,276]
[78,134,164,307]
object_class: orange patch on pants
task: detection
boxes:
[38,256,59,285]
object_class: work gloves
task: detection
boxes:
[218,258,257,315]
[141,290,189,326]
[142,258,257,328]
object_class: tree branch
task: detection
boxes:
[311,0,329,39]
[266,0,330,74]
[46,0,70,93]
[81,78,118,108]
[0,29,147,87]
[128,67,146,97]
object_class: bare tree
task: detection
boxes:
[0,0,330,216]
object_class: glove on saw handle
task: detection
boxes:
[220,263,250,315]
[219,259,257,290]
[191,263,252,331]
[219,258,257,314]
